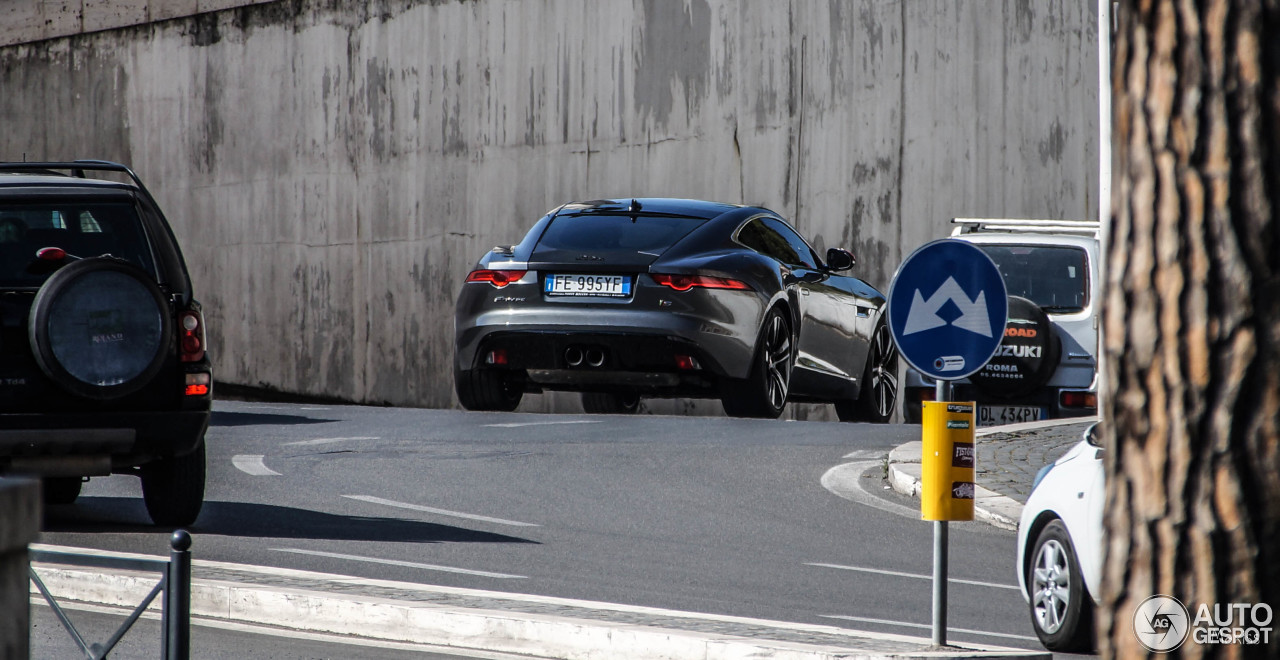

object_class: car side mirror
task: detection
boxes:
[1084,422,1103,448]
[825,248,855,272]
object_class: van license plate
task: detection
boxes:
[978,406,1044,427]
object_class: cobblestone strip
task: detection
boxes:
[975,422,1092,504]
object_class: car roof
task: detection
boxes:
[555,198,752,220]
[0,172,139,196]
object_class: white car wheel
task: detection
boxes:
[1027,519,1094,651]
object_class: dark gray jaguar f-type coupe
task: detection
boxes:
[454,198,897,421]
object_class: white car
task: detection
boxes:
[1016,423,1104,652]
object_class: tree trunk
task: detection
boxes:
[1103,0,1280,658]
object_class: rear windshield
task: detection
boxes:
[979,244,1089,313]
[0,201,155,287]
[537,214,705,253]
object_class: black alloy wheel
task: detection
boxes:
[1027,520,1095,652]
[581,392,641,414]
[837,318,899,423]
[722,308,792,419]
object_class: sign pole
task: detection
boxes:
[933,520,948,646]
[886,239,1006,651]
[932,379,951,647]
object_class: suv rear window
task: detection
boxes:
[978,244,1089,313]
[0,201,155,287]
[538,214,705,253]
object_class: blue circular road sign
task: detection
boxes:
[887,239,1008,381]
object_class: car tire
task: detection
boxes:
[836,317,898,423]
[140,439,206,527]
[455,366,523,411]
[42,477,83,505]
[1027,519,1095,652]
[721,307,792,419]
[28,257,172,400]
[581,392,641,414]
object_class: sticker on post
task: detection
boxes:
[951,481,975,500]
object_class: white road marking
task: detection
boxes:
[343,495,540,527]
[284,436,378,447]
[841,449,886,460]
[483,420,600,428]
[272,548,526,579]
[820,614,1039,642]
[232,455,281,476]
[820,460,921,519]
[804,562,1020,591]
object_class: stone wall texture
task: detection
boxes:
[0,0,1099,419]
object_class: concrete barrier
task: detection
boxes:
[0,0,1100,417]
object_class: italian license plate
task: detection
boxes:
[545,274,632,297]
[978,405,1045,427]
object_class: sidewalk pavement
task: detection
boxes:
[24,420,1092,660]
[886,417,1097,530]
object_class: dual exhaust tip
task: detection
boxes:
[565,346,605,368]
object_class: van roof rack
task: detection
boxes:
[0,160,162,210]
[951,218,1101,237]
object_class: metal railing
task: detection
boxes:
[29,530,192,660]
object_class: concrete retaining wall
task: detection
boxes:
[0,0,1099,418]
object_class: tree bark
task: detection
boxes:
[1103,1,1280,658]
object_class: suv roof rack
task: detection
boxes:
[0,160,162,211]
[951,217,1101,237]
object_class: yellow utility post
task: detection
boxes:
[920,402,976,521]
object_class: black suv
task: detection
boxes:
[0,161,211,526]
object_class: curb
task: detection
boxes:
[885,418,1095,531]
[30,546,1052,660]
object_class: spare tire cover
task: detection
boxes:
[969,296,1059,398]
[28,258,171,400]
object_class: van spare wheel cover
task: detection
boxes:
[28,258,171,400]
[969,295,1059,398]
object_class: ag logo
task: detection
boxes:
[1134,595,1191,652]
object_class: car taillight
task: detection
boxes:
[185,372,211,396]
[178,309,206,362]
[1060,391,1097,409]
[651,273,751,292]
[675,354,701,370]
[466,270,526,288]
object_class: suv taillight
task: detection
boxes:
[178,309,206,362]
[1060,391,1097,409]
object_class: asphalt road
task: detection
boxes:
[36,400,1051,651]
